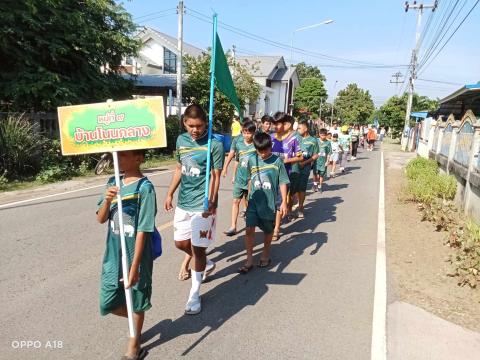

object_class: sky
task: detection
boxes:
[121,0,479,107]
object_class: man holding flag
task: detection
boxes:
[164,13,242,315]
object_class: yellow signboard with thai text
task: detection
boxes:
[57,97,166,155]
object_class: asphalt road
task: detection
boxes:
[1,147,381,360]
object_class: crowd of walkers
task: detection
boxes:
[95,104,381,359]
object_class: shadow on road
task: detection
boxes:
[141,232,327,357]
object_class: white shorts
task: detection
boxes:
[173,207,217,248]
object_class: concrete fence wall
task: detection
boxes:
[421,110,480,222]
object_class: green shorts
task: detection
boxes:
[233,185,248,199]
[289,172,301,195]
[298,171,311,192]
[315,167,327,178]
[100,283,152,315]
[245,210,275,234]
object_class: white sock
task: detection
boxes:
[189,270,202,299]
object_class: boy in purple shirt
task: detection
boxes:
[270,112,303,240]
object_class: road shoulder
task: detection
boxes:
[384,143,480,358]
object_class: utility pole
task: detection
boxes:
[176,1,184,125]
[390,71,404,95]
[319,97,323,121]
[403,1,438,146]
[330,80,338,126]
[232,44,236,77]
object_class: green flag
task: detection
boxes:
[214,34,242,118]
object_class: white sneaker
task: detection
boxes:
[185,295,201,315]
[202,259,216,282]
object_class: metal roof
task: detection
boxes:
[439,83,480,104]
[138,27,205,58]
[122,74,181,88]
[410,111,428,119]
[236,56,285,79]
[434,83,480,118]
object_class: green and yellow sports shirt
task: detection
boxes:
[246,154,290,220]
[317,139,332,167]
[232,136,256,189]
[176,132,224,212]
[97,177,157,290]
[296,135,320,175]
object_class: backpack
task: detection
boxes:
[136,178,162,260]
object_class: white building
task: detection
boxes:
[236,56,300,117]
[121,27,299,117]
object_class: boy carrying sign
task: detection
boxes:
[96,150,157,360]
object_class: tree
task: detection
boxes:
[293,63,327,116]
[0,0,140,111]
[377,93,438,137]
[293,78,327,116]
[183,52,261,131]
[295,62,326,81]
[334,83,375,124]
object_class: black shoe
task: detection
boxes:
[224,228,237,236]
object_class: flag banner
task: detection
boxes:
[214,34,242,117]
[57,97,167,156]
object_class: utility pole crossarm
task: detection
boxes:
[403,1,438,137]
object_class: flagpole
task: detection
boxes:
[204,13,218,212]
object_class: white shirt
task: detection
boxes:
[330,127,340,136]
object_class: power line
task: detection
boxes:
[417,78,463,85]
[185,7,408,69]
[134,8,176,21]
[419,0,479,74]
[418,0,467,69]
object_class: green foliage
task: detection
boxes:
[406,157,438,180]
[295,62,326,81]
[449,220,480,288]
[0,114,42,179]
[334,83,375,124]
[405,157,456,205]
[183,53,261,131]
[293,78,327,116]
[0,0,140,111]
[35,139,92,183]
[165,115,181,153]
[378,93,439,138]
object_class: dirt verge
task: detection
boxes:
[384,142,480,332]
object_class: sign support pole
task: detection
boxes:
[112,151,136,338]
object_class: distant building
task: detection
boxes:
[236,56,299,117]
[121,28,299,117]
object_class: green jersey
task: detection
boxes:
[176,132,224,211]
[339,133,351,150]
[246,154,290,220]
[298,135,320,174]
[317,139,332,166]
[232,135,256,189]
[97,177,157,291]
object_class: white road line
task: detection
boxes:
[371,151,387,360]
[0,169,174,210]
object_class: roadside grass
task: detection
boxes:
[0,154,176,193]
[403,156,480,288]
